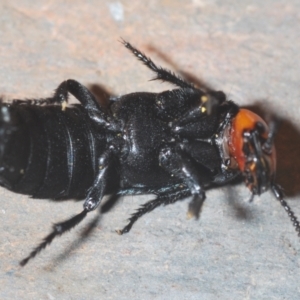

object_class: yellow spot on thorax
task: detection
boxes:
[61,101,67,111]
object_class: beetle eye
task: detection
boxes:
[255,121,265,134]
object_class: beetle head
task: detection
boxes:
[229,109,277,195]
[242,122,277,195]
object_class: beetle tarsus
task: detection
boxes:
[187,194,206,219]
[117,187,191,234]
[121,39,193,89]
[20,210,88,266]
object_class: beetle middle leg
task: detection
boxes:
[116,186,191,235]
[118,144,212,235]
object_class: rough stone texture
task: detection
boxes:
[0,1,300,299]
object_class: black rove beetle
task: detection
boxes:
[0,40,299,266]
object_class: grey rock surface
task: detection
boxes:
[0,1,300,299]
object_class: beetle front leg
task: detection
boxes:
[187,194,206,219]
[159,145,209,219]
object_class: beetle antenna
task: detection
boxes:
[271,184,300,237]
[20,210,88,266]
[120,39,194,89]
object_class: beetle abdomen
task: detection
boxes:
[0,103,105,199]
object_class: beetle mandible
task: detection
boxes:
[0,40,299,266]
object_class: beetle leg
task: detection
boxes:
[13,80,117,130]
[83,145,117,211]
[18,80,116,131]
[187,194,206,219]
[53,80,118,130]
[20,209,88,266]
[121,39,193,89]
[12,98,55,106]
[20,146,116,266]
[159,145,211,219]
[116,186,191,235]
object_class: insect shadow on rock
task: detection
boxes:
[0,40,299,266]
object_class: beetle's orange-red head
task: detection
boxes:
[228,109,276,195]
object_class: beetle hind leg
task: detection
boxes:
[20,146,118,266]
[20,210,88,266]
